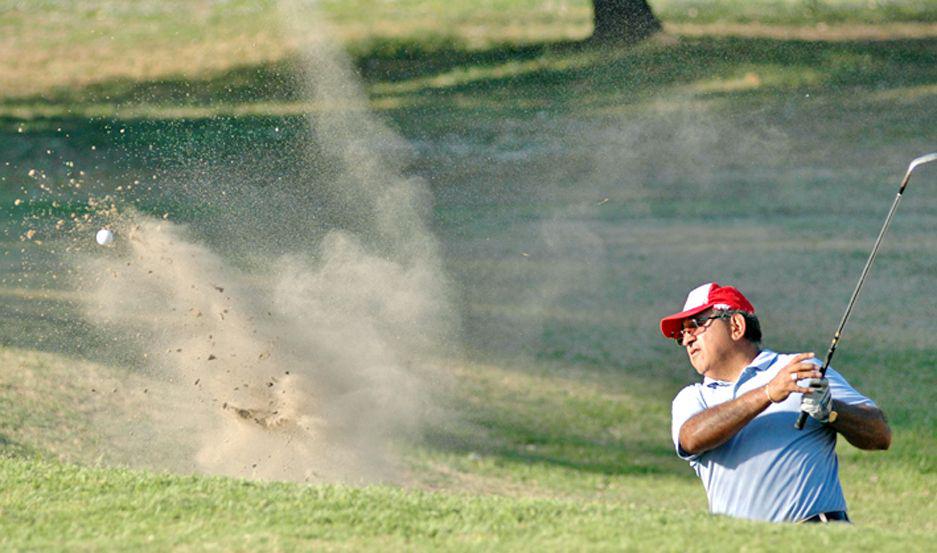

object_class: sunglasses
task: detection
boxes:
[673,311,732,346]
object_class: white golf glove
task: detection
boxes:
[801,377,833,423]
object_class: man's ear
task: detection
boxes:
[730,312,747,341]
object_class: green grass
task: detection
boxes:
[7,455,932,552]
[1,348,934,550]
[1,343,934,548]
[2,0,937,550]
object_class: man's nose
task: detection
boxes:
[682,331,696,348]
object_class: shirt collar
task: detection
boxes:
[748,349,778,372]
[703,349,778,388]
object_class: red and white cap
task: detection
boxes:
[659,282,755,339]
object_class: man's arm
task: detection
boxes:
[679,386,772,455]
[679,353,821,455]
[829,400,891,450]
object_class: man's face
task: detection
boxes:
[680,309,736,377]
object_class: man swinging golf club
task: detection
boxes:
[663,282,891,523]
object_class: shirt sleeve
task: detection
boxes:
[826,366,876,407]
[672,385,707,462]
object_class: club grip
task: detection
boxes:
[794,411,809,430]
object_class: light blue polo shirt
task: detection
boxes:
[671,349,875,522]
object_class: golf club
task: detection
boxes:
[796,152,937,430]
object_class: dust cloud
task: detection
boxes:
[451,104,796,371]
[63,1,458,482]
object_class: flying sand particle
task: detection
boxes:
[58,7,457,483]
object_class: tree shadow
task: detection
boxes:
[423,419,686,477]
[0,39,584,111]
[414,359,690,478]
[372,35,937,114]
[0,432,37,458]
[3,35,932,116]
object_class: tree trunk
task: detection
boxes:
[592,0,661,43]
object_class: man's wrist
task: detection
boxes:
[763,385,779,404]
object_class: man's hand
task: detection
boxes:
[801,378,833,422]
[763,353,821,404]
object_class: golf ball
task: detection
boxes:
[96,228,115,246]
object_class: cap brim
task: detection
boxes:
[660,302,715,338]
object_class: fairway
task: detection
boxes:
[1,1,936,550]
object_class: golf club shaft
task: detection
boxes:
[795,153,936,429]
[793,193,902,428]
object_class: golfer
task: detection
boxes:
[663,282,891,523]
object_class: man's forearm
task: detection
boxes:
[679,387,772,455]
[830,400,892,450]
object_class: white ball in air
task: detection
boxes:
[96,228,115,246]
